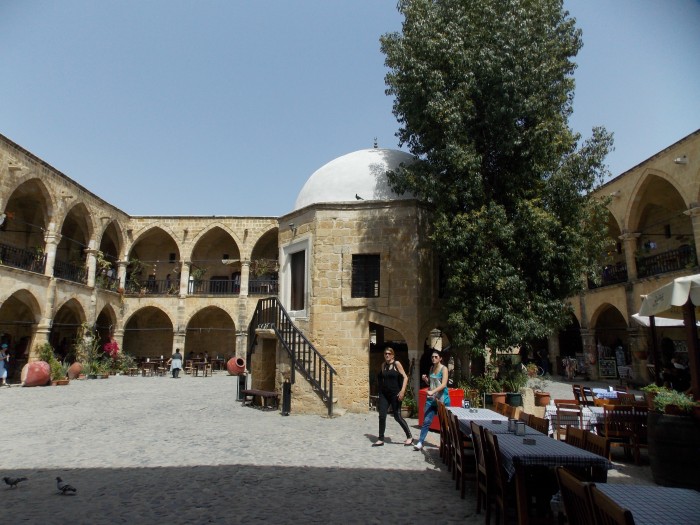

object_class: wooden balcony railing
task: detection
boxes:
[588,262,628,289]
[188,279,240,295]
[248,279,278,295]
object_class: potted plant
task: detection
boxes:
[648,388,700,489]
[500,357,528,407]
[37,343,70,386]
[641,383,668,409]
[472,374,504,407]
[402,389,417,418]
[529,377,551,406]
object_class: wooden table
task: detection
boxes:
[141,362,156,377]
[544,405,604,435]
[595,484,700,525]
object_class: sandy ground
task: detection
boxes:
[2,374,652,524]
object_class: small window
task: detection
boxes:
[352,254,380,298]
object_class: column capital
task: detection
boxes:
[684,206,700,218]
[618,231,640,241]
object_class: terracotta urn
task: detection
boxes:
[21,361,51,387]
[67,362,83,380]
[535,391,551,407]
[226,357,246,376]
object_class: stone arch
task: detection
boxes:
[95,304,118,346]
[183,306,236,359]
[50,298,87,360]
[189,226,242,292]
[1,178,53,258]
[0,289,42,380]
[122,306,174,358]
[590,303,628,354]
[558,312,583,359]
[3,176,55,222]
[54,202,93,283]
[626,170,689,232]
[127,226,181,289]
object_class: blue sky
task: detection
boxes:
[1,1,698,217]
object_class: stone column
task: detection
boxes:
[112,328,125,354]
[43,227,60,278]
[547,333,560,376]
[619,231,640,280]
[684,205,700,264]
[240,260,251,297]
[627,326,649,383]
[116,260,128,289]
[580,329,597,380]
[179,261,191,297]
[85,248,98,287]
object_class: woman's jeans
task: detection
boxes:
[378,390,412,440]
[418,398,449,444]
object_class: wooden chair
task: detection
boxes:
[589,485,636,525]
[595,397,613,407]
[436,401,452,468]
[518,411,531,426]
[632,405,649,465]
[495,401,507,415]
[505,404,518,419]
[483,429,516,525]
[184,360,194,375]
[470,421,489,516]
[529,414,549,435]
[204,363,213,377]
[584,430,610,459]
[602,405,635,461]
[555,403,583,441]
[448,411,474,499]
[572,384,584,405]
[613,386,629,394]
[565,425,587,449]
[617,393,636,404]
[465,388,480,408]
[581,386,595,406]
[555,467,597,525]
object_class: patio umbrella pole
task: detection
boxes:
[649,315,661,385]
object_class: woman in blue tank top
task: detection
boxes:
[414,350,449,451]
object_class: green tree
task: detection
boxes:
[381,0,613,355]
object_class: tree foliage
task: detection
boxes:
[381,0,613,355]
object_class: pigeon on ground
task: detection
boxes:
[56,476,77,495]
[3,476,27,488]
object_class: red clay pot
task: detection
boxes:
[226,357,246,376]
[67,362,83,380]
[21,361,51,387]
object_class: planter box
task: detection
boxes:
[648,410,700,490]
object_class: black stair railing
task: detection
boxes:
[248,297,336,417]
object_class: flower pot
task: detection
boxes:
[649,410,700,489]
[401,406,412,419]
[21,361,51,387]
[101,373,110,379]
[490,392,507,406]
[535,391,551,407]
[52,379,70,386]
[506,392,523,407]
[67,362,83,380]
[645,391,658,410]
[664,404,691,416]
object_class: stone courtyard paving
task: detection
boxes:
[3,373,651,523]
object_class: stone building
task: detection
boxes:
[1,129,698,414]
[555,129,700,384]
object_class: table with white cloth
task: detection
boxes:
[448,407,507,435]
[544,405,604,435]
[592,388,618,399]
[594,484,700,525]
[462,419,543,437]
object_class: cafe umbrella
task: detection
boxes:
[638,274,700,398]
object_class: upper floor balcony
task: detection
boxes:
[0,242,46,275]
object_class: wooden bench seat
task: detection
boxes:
[240,389,279,411]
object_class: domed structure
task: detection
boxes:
[293,148,415,211]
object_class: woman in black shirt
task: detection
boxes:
[373,347,413,447]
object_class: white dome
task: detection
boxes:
[293,148,414,210]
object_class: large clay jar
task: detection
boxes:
[21,361,51,387]
[226,357,246,376]
[67,362,83,380]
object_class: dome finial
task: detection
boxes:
[373,137,378,149]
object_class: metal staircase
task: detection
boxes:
[247,297,336,417]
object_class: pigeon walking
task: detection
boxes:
[56,476,77,495]
[3,476,27,488]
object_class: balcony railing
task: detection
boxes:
[588,262,628,289]
[95,273,120,291]
[125,279,178,296]
[637,245,696,278]
[54,259,87,284]
[249,279,278,295]
[0,242,46,274]
[188,279,240,295]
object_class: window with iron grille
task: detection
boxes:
[352,254,380,298]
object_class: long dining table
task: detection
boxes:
[594,484,700,525]
[543,404,604,435]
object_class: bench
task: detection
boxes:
[240,389,279,411]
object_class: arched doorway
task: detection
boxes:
[0,290,41,380]
[123,307,174,359]
[184,306,236,361]
[50,299,86,361]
